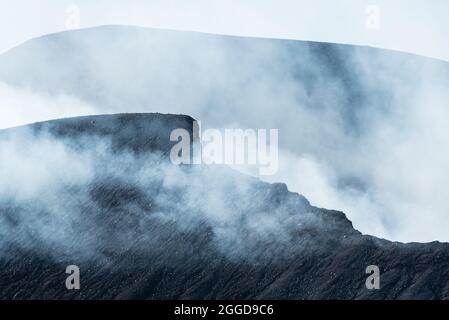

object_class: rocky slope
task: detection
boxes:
[0,113,448,299]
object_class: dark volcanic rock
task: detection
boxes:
[0,113,448,300]
[0,113,195,155]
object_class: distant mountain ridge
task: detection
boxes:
[1,25,447,131]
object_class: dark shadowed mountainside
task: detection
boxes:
[0,113,448,300]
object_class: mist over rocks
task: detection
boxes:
[0,113,448,300]
[1,26,449,242]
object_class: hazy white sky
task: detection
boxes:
[0,0,448,61]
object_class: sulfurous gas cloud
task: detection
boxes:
[0,114,329,263]
[1,26,449,242]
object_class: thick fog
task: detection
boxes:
[0,125,324,263]
[1,26,449,242]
